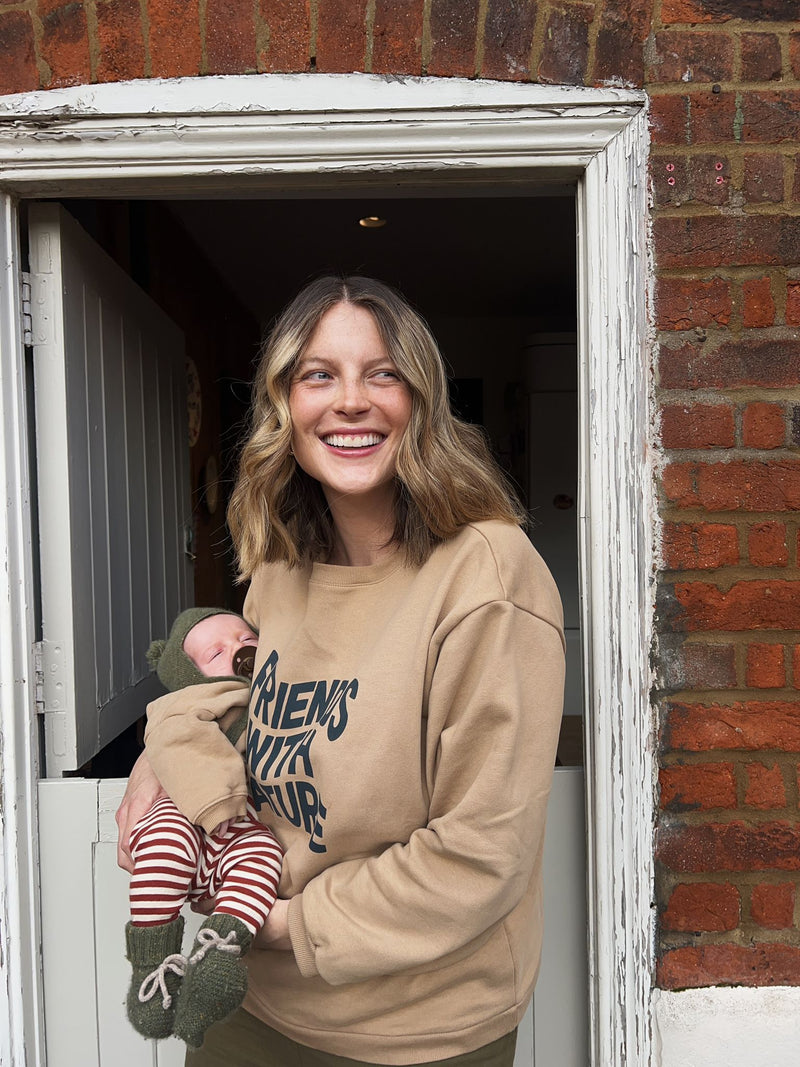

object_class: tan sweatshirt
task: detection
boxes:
[237,520,565,1064]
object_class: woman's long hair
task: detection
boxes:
[228,275,526,579]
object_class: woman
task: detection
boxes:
[117,276,565,1066]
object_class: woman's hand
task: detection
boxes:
[254,898,292,952]
[115,751,167,872]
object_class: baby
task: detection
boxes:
[124,607,282,1049]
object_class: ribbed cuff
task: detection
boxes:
[288,895,318,978]
[196,794,248,834]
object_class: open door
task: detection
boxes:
[28,203,192,776]
[30,203,195,1067]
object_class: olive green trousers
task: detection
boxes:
[185,1008,517,1067]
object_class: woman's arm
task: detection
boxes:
[115,750,167,872]
[287,602,565,986]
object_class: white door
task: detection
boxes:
[29,204,193,1065]
[29,203,192,776]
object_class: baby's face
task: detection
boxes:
[183,614,258,679]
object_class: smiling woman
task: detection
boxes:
[116,273,567,1067]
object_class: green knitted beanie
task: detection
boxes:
[146,607,244,692]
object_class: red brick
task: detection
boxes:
[660,0,717,22]
[40,3,91,88]
[650,94,690,147]
[787,282,800,327]
[658,338,800,390]
[743,404,785,450]
[662,523,739,570]
[748,522,789,567]
[481,0,535,81]
[258,0,310,72]
[745,761,787,809]
[648,31,733,84]
[664,460,800,512]
[655,215,800,270]
[746,643,786,688]
[654,153,732,209]
[660,763,737,811]
[662,882,740,932]
[658,944,800,990]
[674,580,800,631]
[656,277,732,330]
[428,0,480,78]
[741,33,782,83]
[690,91,737,144]
[741,278,776,328]
[791,33,800,80]
[750,882,796,928]
[537,3,593,86]
[793,646,800,688]
[661,404,735,449]
[697,0,800,16]
[316,0,366,73]
[0,10,38,94]
[660,639,737,689]
[662,461,696,505]
[96,0,145,81]
[206,0,257,73]
[657,821,800,872]
[665,700,800,752]
[372,0,423,76]
[742,92,800,144]
[743,154,786,205]
[148,0,201,78]
[592,0,648,86]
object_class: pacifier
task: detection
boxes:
[232,645,257,679]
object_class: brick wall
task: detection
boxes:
[1,0,799,991]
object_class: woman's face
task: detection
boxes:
[289,302,412,509]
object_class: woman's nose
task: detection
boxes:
[335,376,369,414]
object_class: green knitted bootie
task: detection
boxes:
[173,913,252,1049]
[125,915,187,1040]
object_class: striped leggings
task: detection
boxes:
[129,796,283,936]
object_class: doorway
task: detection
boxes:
[36,190,587,1066]
[0,75,652,1067]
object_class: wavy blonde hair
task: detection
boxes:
[228,275,526,578]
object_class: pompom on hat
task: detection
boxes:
[146,607,246,692]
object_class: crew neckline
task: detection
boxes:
[309,550,404,587]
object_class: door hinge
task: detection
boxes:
[20,271,33,347]
[33,639,66,715]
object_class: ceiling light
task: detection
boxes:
[359,216,386,228]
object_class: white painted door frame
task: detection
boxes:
[0,73,653,1067]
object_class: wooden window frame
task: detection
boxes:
[0,73,653,1067]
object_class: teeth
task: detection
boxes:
[323,434,384,448]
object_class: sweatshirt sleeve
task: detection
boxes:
[289,599,565,985]
[145,680,251,833]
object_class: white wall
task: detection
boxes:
[654,987,800,1066]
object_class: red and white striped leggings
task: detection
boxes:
[129,797,282,936]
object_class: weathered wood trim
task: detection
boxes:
[577,105,655,1066]
[0,192,47,1067]
[0,74,653,1067]
[0,74,644,196]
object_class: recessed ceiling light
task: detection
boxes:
[359,216,386,228]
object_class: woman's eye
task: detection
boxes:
[374,369,399,380]
[305,370,331,381]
